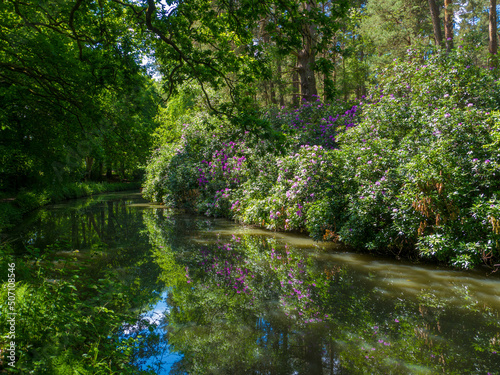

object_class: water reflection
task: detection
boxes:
[7,192,500,374]
[142,208,500,375]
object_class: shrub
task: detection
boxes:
[333,49,500,266]
[143,48,500,268]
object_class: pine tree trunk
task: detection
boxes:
[332,46,337,93]
[263,82,269,106]
[292,62,300,107]
[428,0,443,47]
[277,63,285,107]
[490,0,498,56]
[262,23,277,105]
[270,80,277,104]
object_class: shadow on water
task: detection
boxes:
[6,192,500,374]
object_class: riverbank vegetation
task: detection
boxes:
[0,194,161,374]
[144,48,500,270]
[2,1,500,269]
[0,181,141,234]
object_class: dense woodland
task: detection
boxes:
[2,0,500,269]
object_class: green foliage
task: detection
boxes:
[0,255,153,374]
[144,48,500,269]
[360,0,434,65]
[334,49,500,266]
[0,1,159,190]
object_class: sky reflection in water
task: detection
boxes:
[10,192,500,374]
[136,206,500,375]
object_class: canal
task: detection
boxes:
[4,191,500,374]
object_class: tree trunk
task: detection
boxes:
[359,47,366,98]
[489,0,497,56]
[292,62,300,107]
[297,47,318,102]
[269,80,277,104]
[277,62,285,107]
[444,0,453,53]
[428,0,443,47]
[296,1,318,102]
[332,45,337,95]
[263,82,269,106]
[119,161,125,180]
[106,163,112,179]
[261,21,277,105]
[343,54,348,101]
[85,156,94,181]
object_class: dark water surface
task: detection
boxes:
[9,192,500,374]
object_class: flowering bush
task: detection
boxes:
[144,49,500,269]
[264,98,359,149]
[332,51,500,267]
[232,144,344,237]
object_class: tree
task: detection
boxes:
[489,0,497,57]
[428,0,443,46]
[0,0,158,189]
[360,0,433,64]
[295,1,320,100]
[444,0,454,52]
[123,0,349,108]
[268,0,350,102]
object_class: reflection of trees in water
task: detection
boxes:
[143,209,350,374]
[13,196,141,252]
[3,194,169,373]
[12,194,165,316]
[143,209,500,375]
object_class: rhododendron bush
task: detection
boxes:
[144,50,500,269]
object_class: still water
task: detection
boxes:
[9,192,500,374]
